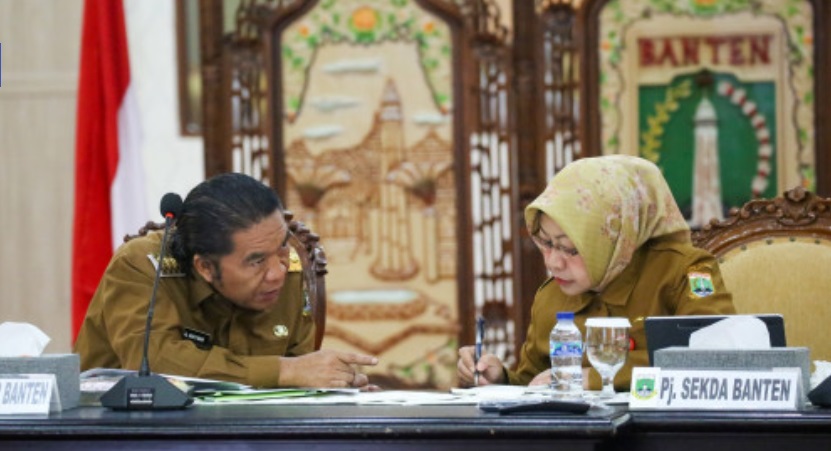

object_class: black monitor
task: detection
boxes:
[644,314,786,365]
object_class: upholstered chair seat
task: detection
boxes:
[693,187,831,362]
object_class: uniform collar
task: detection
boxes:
[539,243,648,312]
[539,278,594,313]
[188,272,229,311]
[188,272,272,320]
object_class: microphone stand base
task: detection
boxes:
[100,373,193,410]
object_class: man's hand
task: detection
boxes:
[278,349,378,388]
[457,345,505,387]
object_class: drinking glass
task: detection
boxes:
[585,318,632,398]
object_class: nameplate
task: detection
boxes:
[0,374,59,414]
[629,367,801,410]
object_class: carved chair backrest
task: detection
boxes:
[124,210,327,350]
[692,187,831,361]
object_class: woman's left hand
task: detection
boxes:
[529,370,552,386]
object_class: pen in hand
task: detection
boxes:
[474,316,485,386]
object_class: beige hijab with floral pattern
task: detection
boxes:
[524,155,690,291]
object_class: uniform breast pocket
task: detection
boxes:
[249,326,291,356]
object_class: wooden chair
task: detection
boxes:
[692,187,831,361]
[125,210,327,350]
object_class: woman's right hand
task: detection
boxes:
[457,345,506,387]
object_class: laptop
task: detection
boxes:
[645,314,786,365]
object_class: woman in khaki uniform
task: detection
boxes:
[457,155,736,391]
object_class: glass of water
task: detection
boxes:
[585,317,631,398]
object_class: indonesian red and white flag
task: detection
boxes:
[72,0,147,339]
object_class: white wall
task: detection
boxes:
[124,0,204,214]
[0,0,204,353]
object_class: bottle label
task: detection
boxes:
[550,341,583,357]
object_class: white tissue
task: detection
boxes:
[0,322,50,357]
[811,360,831,389]
[689,316,771,349]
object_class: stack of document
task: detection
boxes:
[80,369,626,408]
[196,387,360,404]
[79,368,243,406]
[195,384,577,407]
[80,368,360,405]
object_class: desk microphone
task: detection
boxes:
[100,193,193,410]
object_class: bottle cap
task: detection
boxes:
[556,311,575,321]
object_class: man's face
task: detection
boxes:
[194,211,291,312]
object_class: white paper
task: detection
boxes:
[195,389,474,406]
[689,316,770,349]
[0,322,50,357]
[195,385,561,407]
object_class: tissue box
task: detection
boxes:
[654,347,810,401]
[0,354,80,410]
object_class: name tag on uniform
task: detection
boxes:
[181,328,212,349]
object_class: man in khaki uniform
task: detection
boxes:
[75,173,377,388]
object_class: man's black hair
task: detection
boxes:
[170,172,284,277]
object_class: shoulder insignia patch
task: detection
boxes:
[688,271,715,298]
[288,248,302,273]
[147,254,185,277]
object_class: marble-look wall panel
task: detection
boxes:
[0,0,205,353]
[0,0,83,353]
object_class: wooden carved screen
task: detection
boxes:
[503,2,588,332]
[201,0,520,389]
[537,2,582,179]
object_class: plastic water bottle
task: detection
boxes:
[549,311,583,396]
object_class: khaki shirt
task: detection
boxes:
[74,232,315,388]
[507,237,736,390]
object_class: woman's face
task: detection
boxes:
[531,214,592,296]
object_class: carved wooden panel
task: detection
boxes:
[199,0,831,385]
[537,2,582,179]
[201,0,520,389]
[578,0,831,199]
[692,186,831,255]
